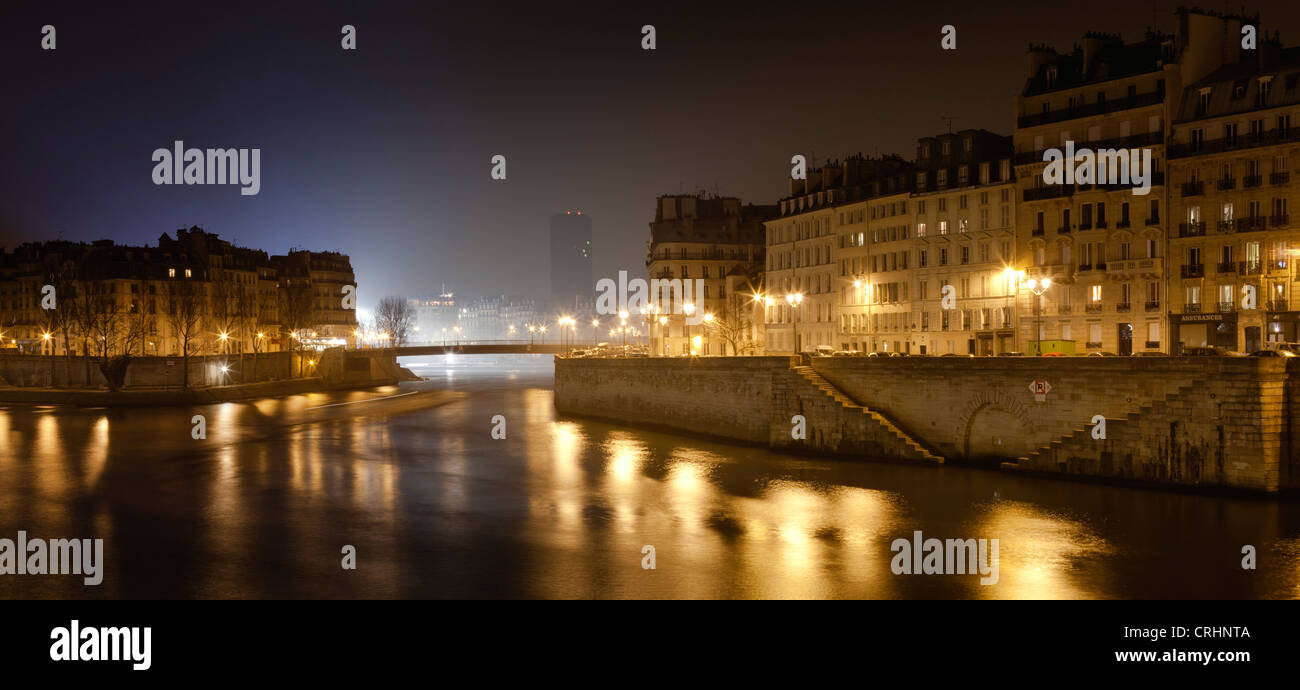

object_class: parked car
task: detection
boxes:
[1088,351,1120,356]
[1134,351,1169,357]
[1184,346,1231,356]
[1249,349,1296,357]
[997,351,1025,356]
[940,353,974,357]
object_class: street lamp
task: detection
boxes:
[657,316,668,356]
[703,312,714,355]
[218,331,229,355]
[682,302,695,356]
[1025,277,1052,356]
[786,292,804,353]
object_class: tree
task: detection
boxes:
[278,280,316,377]
[374,295,414,347]
[709,275,765,356]
[164,279,206,388]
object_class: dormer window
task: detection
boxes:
[1257,76,1273,107]
[1045,66,1058,87]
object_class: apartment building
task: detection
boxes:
[1013,9,1259,354]
[766,156,911,353]
[1167,36,1300,352]
[1013,30,1179,354]
[909,130,1018,355]
[0,227,357,356]
[646,194,773,355]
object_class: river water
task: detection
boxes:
[1,354,1298,599]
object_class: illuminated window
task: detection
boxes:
[168,268,176,278]
[185,269,192,278]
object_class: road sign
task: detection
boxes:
[1029,379,1051,402]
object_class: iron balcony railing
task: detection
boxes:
[1167,128,1300,159]
[1017,91,1163,129]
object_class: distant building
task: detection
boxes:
[457,294,542,341]
[409,290,458,343]
[550,211,593,311]
[0,226,357,356]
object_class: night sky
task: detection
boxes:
[3,0,1299,308]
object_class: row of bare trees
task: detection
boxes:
[34,272,320,389]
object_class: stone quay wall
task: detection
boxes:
[554,355,1300,493]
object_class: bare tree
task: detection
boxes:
[278,280,316,377]
[709,275,765,356]
[164,279,206,388]
[374,295,414,347]
[210,274,239,355]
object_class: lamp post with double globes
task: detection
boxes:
[786,292,804,354]
[1025,277,1052,356]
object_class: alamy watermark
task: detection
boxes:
[595,270,707,325]
[890,530,998,585]
[152,140,261,195]
[1042,141,1154,196]
[0,530,104,585]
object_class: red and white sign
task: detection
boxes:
[1029,379,1051,402]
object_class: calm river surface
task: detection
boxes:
[1,354,1298,599]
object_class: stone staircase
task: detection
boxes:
[1003,377,1209,472]
[790,365,944,463]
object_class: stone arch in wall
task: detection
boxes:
[954,389,1034,460]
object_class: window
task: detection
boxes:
[168,268,176,278]
[1091,285,1102,302]
[184,269,192,279]
[1187,285,1201,306]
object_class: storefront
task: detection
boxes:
[1265,310,1300,347]
[1172,311,1237,353]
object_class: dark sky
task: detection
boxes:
[3,0,1299,309]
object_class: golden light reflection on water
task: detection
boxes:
[82,416,108,491]
[973,500,1116,599]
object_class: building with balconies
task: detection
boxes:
[907,130,1018,355]
[765,155,910,353]
[1168,23,1300,352]
[647,194,773,355]
[1014,9,1254,354]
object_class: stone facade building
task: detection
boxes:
[647,194,774,356]
[0,226,357,357]
[1167,33,1300,352]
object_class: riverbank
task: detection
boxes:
[554,355,1300,494]
[0,376,407,406]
